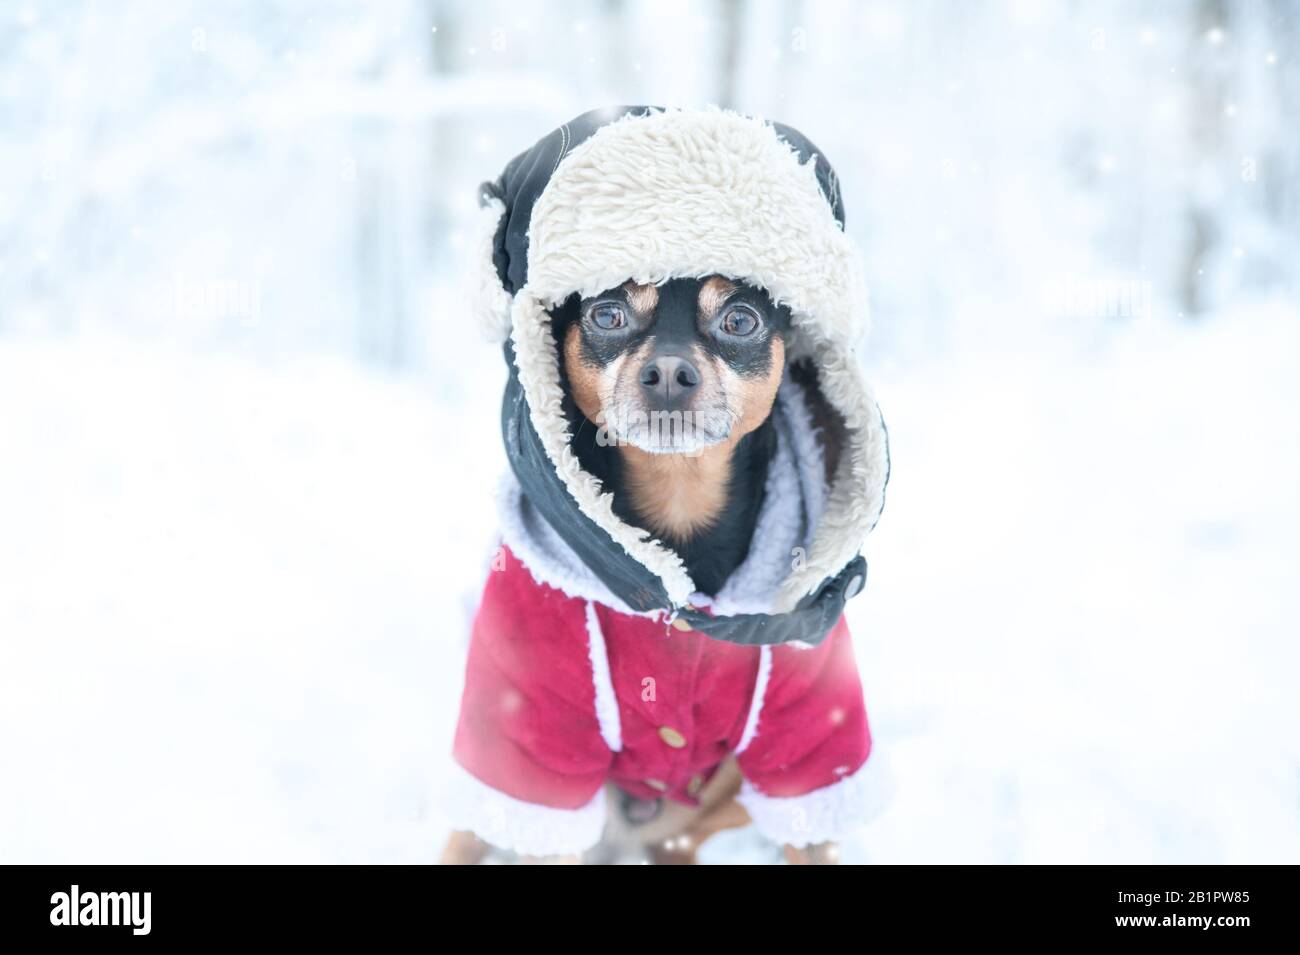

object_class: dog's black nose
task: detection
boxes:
[639,355,699,403]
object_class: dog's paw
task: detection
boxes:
[782,841,840,865]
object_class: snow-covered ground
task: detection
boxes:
[858,302,1300,863]
[3,301,1296,863]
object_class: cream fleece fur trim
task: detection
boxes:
[779,348,889,607]
[734,646,773,755]
[502,108,887,610]
[470,196,513,341]
[525,109,869,348]
[584,601,623,753]
[444,764,606,857]
[738,753,893,848]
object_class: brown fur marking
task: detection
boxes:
[622,442,734,542]
[719,337,785,438]
[563,322,639,428]
[623,280,658,316]
[697,276,738,323]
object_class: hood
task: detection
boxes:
[472,106,889,643]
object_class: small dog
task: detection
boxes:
[443,276,839,864]
[442,107,886,866]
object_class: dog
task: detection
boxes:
[441,107,888,866]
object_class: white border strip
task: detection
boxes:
[444,763,606,857]
[734,645,772,755]
[584,601,623,752]
[737,753,893,848]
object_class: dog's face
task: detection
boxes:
[562,276,790,454]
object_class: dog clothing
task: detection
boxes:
[453,545,872,853]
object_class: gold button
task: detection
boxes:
[658,726,687,749]
[671,616,693,632]
[644,779,668,792]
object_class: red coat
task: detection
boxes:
[449,545,877,854]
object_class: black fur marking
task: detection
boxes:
[670,421,775,594]
[707,287,791,379]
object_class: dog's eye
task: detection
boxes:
[588,303,627,330]
[720,304,760,337]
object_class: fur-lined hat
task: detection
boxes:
[474,106,889,645]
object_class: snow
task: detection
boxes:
[3,302,1296,863]
[0,338,500,862]
[853,303,1300,863]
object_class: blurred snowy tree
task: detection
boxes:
[1,0,1296,370]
